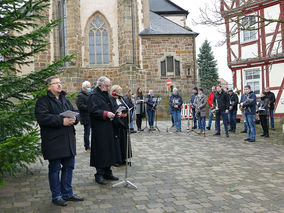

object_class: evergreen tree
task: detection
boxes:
[0,0,73,185]
[197,40,219,94]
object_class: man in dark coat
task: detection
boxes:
[35,76,83,206]
[228,89,239,132]
[88,76,120,185]
[76,80,91,152]
[213,85,230,137]
[146,90,156,130]
[264,87,276,130]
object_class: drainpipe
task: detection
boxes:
[131,0,136,65]
[193,35,197,86]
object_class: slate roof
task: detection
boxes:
[149,0,189,15]
[140,11,198,36]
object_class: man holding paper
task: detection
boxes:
[35,76,83,206]
[88,76,120,185]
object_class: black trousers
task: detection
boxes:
[260,115,269,136]
[136,114,143,129]
[95,167,112,177]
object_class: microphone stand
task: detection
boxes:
[142,97,149,132]
[154,96,160,132]
[112,97,137,189]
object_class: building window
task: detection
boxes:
[89,16,109,64]
[242,16,257,42]
[58,0,67,59]
[160,56,181,77]
[244,68,261,95]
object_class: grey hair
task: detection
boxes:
[96,76,110,87]
[82,80,91,89]
[46,76,59,85]
[173,87,178,92]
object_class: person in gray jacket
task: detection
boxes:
[193,88,207,134]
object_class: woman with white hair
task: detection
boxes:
[110,85,132,166]
[76,80,92,152]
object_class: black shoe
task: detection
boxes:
[248,139,255,142]
[264,135,269,138]
[226,134,229,137]
[231,129,235,133]
[206,126,210,130]
[244,138,250,141]
[213,133,220,136]
[240,130,247,133]
[260,134,265,137]
[52,197,67,206]
[104,174,119,181]
[271,128,276,131]
[130,130,137,133]
[95,175,108,185]
[63,195,84,202]
[228,129,233,132]
[192,126,197,129]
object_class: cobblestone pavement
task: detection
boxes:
[1,121,284,213]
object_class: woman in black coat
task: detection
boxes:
[87,77,121,185]
[257,92,270,137]
[110,85,132,166]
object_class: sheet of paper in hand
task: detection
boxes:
[60,110,79,118]
[115,106,126,114]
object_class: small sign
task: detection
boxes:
[167,78,172,87]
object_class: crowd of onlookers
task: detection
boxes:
[34,75,276,206]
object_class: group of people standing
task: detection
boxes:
[34,75,276,207]
[189,84,276,142]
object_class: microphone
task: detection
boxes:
[112,92,124,98]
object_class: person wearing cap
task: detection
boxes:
[189,87,198,129]
[228,89,239,133]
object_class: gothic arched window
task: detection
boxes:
[89,16,109,64]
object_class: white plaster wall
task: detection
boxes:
[80,0,119,66]
[231,45,239,61]
[275,90,284,114]
[269,63,284,86]
[264,5,280,33]
[242,44,258,59]
[162,15,186,27]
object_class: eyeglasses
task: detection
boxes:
[50,82,63,85]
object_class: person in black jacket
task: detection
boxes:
[257,91,270,137]
[125,89,136,133]
[35,76,84,206]
[169,88,183,132]
[88,76,120,185]
[264,87,276,130]
[213,85,230,137]
[228,89,239,132]
[146,90,156,130]
[76,81,92,152]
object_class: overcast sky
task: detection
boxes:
[171,0,233,84]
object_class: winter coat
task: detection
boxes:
[135,95,145,116]
[229,93,239,111]
[257,96,269,116]
[88,87,121,168]
[213,90,229,112]
[110,97,132,162]
[146,94,156,111]
[35,91,78,160]
[169,94,183,111]
[266,91,276,110]
[125,95,134,114]
[76,90,90,125]
[190,93,198,107]
[243,91,256,115]
[193,94,207,117]
[207,92,215,108]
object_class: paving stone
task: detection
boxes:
[0,121,283,212]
